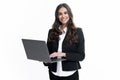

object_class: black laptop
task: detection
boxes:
[22,39,66,63]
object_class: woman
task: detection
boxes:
[44,3,85,80]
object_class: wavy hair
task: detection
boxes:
[48,3,78,44]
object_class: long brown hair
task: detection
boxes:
[48,3,78,44]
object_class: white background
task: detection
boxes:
[0,0,120,80]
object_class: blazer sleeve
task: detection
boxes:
[65,28,85,61]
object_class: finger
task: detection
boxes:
[50,53,57,58]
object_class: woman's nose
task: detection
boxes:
[62,14,65,18]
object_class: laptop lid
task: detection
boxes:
[22,39,52,62]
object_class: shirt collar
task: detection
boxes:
[59,26,67,34]
[63,27,67,34]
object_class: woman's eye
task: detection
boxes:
[58,13,62,16]
[64,12,68,14]
[58,11,68,16]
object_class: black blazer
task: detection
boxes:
[44,28,85,72]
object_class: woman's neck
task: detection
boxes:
[60,25,67,33]
[60,25,66,30]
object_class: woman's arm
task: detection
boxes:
[65,28,85,61]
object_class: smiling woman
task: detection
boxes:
[58,7,70,26]
[43,3,85,80]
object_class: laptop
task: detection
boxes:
[22,39,66,63]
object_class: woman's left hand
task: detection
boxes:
[50,52,66,58]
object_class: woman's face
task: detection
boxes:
[58,7,70,25]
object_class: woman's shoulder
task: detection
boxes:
[48,28,53,31]
[48,28,54,33]
[76,27,84,40]
[76,27,83,33]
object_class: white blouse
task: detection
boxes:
[52,27,76,77]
